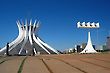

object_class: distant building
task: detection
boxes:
[96,45,105,52]
[106,36,110,50]
[75,45,83,52]
[75,43,96,53]
[102,45,107,50]
[68,48,73,53]
[93,45,96,50]
[63,48,75,54]
[81,43,86,49]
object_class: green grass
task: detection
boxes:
[0,60,5,64]
[17,57,27,73]
[0,57,7,64]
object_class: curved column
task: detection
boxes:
[33,21,51,54]
[37,37,59,54]
[9,21,22,46]
[0,20,58,55]
[9,21,25,51]
[29,20,38,55]
[29,20,33,45]
[32,20,38,55]
[0,21,24,52]
[19,22,28,54]
[32,21,57,54]
[9,25,25,52]
[33,33,51,54]
[33,21,40,35]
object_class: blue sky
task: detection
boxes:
[0,0,110,51]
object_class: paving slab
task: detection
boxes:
[22,56,50,73]
[0,56,25,73]
[42,57,83,73]
[51,54,110,73]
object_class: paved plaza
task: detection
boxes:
[0,53,110,73]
